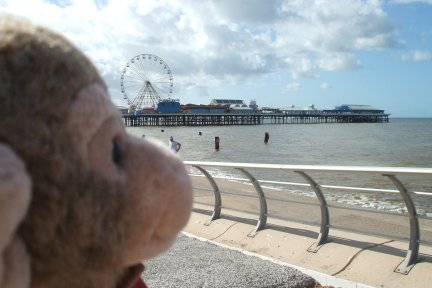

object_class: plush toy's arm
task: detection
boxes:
[0,144,31,288]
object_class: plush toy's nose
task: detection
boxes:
[121,136,193,263]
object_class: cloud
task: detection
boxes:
[0,0,401,105]
[318,53,362,71]
[390,0,432,4]
[320,82,332,89]
[211,0,282,24]
[285,57,318,80]
[400,50,432,61]
[282,82,302,93]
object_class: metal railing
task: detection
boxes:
[184,161,432,275]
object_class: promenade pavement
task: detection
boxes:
[144,177,432,287]
[143,178,432,288]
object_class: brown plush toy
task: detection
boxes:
[0,16,193,288]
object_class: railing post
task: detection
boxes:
[236,168,268,237]
[193,165,222,225]
[295,171,330,252]
[384,174,420,274]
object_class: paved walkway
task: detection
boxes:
[188,177,432,287]
[144,177,432,287]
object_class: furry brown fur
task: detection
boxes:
[0,16,192,288]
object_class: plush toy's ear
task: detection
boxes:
[0,143,31,288]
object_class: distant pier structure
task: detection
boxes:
[122,104,389,126]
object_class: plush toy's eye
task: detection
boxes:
[112,139,122,165]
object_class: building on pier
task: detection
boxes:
[280,104,318,115]
[182,104,228,114]
[209,99,245,106]
[209,99,254,113]
[323,104,385,114]
[157,99,181,113]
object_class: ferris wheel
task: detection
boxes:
[120,54,173,112]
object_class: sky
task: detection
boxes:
[1,0,431,117]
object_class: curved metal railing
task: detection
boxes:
[184,161,432,275]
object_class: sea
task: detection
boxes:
[126,118,432,217]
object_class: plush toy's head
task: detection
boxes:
[0,16,192,288]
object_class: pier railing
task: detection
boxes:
[184,161,432,275]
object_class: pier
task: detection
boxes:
[122,111,389,126]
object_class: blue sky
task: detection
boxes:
[1,0,431,117]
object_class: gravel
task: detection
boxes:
[142,234,320,288]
